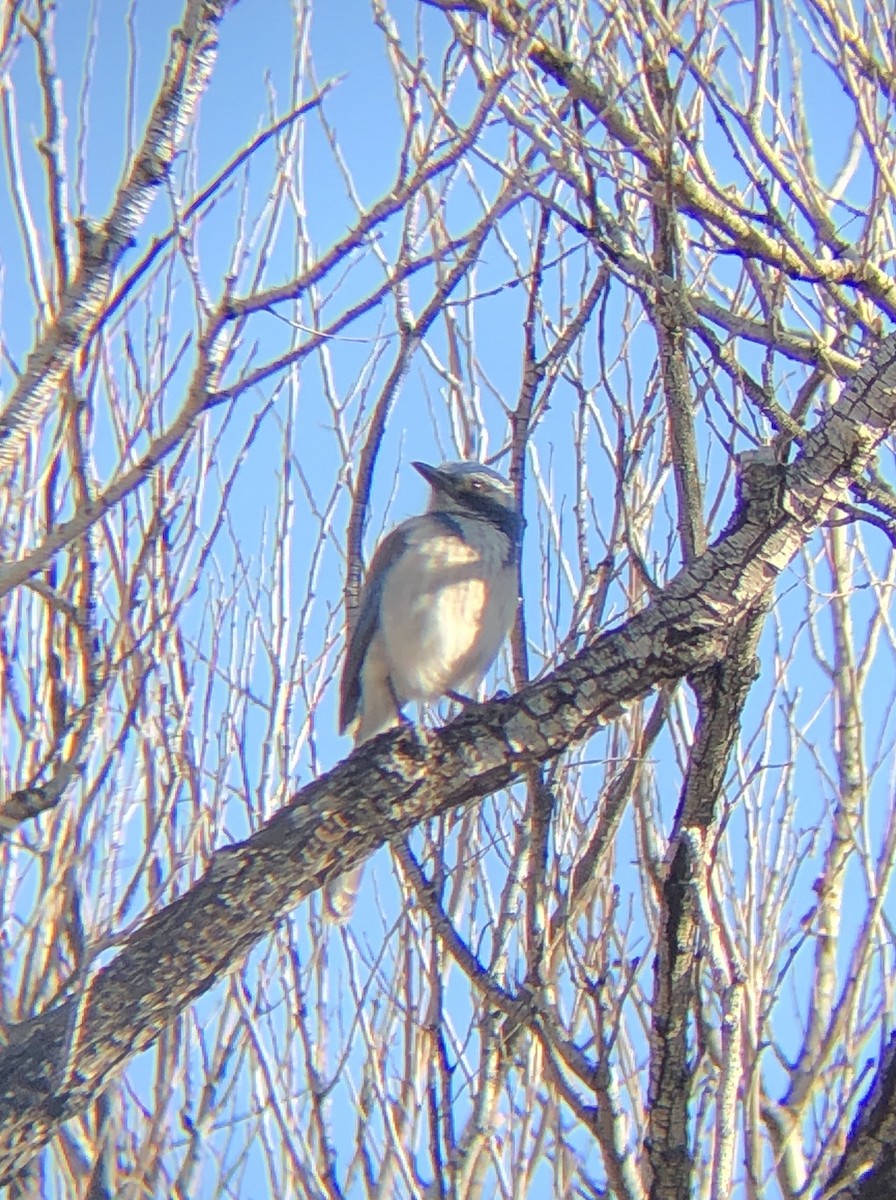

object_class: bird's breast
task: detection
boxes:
[379,519,516,702]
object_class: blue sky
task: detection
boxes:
[1,1,895,1196]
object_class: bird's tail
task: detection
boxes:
[323,866,364,924]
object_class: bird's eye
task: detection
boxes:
[470,479,484,490]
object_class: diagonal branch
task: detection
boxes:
[821,1030,896,1200]
[0,0,239,468]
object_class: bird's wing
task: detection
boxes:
[338,522,412,734]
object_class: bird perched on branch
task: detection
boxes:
[339,460,523,744]
[328,460,522,921]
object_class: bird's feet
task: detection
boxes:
[446,687,509,709]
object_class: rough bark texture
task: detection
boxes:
[648,600,768,1200]
[1,334,896,1181]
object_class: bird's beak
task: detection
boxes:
[412,461,444,489]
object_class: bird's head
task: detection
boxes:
[413,460,523,542]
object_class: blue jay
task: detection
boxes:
[340,460,523,744]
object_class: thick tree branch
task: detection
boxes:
[647,599,768,1200]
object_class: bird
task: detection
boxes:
[327,460,522,921]
[339,459,523,744]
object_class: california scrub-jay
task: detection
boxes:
[327,461,521,921]
[339,460,523,744]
